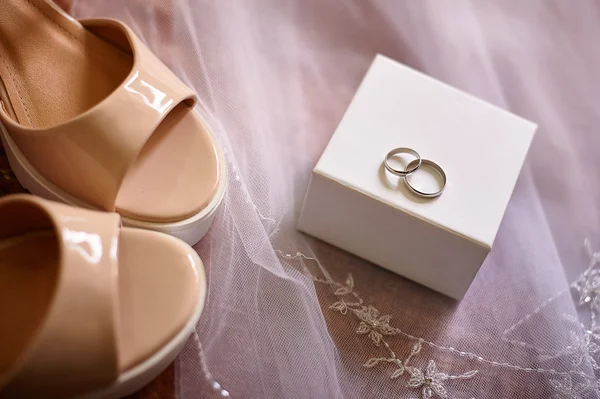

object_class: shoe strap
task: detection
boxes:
[3,18,196,211]
[0,195,122,398]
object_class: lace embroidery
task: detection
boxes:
[503,240,600,356]
[542,314,600,371]
[279,251,479,398]
[277,239,600,398]
[406,360,478,399]
[502,240,600,397]
[323,275,478,398]
[575,270,600,313]
[549,375,598,399]
[353,305,396,346]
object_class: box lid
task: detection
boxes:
[315,55,536,249]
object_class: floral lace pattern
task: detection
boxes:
[406,360,477,399]
[326,276,478,398]
[502,240,600,398]
[544,315,600,371]
[292,262,479,398]
[575,270,600,313]
[549,375,597,399]
[278,240,600,398]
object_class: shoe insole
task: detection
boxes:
[0,0,220,223]
[0,228,201,378]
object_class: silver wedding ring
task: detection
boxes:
[383,147,447,199]
[404,158,446,198]
[384,147,422,176]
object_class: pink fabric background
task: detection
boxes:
[59,1,600,397]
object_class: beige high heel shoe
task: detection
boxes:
[0,194,206,398]
[0,0,227,245]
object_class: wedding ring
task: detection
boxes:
[403,159,447,198]
[384,147,422,177]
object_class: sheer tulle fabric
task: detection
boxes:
[71,1,600,397]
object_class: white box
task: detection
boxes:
[298,55,536,299]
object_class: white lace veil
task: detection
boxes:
[71,1,600,397]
